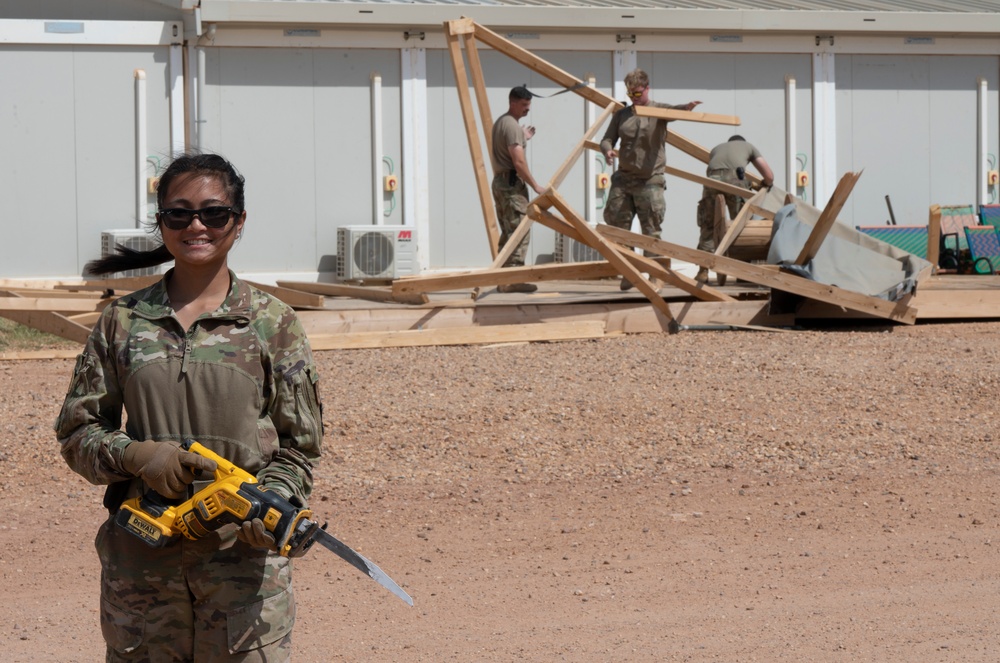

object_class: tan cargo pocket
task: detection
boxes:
[100,597,145,654]
[227,585,295,654]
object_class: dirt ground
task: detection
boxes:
[3,321,1000,662]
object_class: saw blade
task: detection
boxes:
[308,523,413,606]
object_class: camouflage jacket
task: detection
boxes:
[600,101,684,180]
[55,271,323,505]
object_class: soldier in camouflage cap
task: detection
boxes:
[55,153,324,661]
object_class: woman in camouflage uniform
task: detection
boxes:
[55,153,323,662]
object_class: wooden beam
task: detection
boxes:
[308,320,606,350]
[597,224,917,324]
[665,131,711,163]
[489,214,535,270]
[0,297,112,313]
[793,171,862,265]
[461,32,494,158]
[527,205,734,303]
[392,261,623,296]
[0,310,92,343]
[632,105,740,126]
[276,280,428,305]
[927,204,942,272]
[445,25,500,257]
[296,299,787,336]
[715,188,766,256]
[0,349,82,361]
[747,204,775,220]
[664,165,755,199]
[1,288,104,299]
[245,281,326,309]
[471,22,621,111]
[69,312,102,326]
[546,189,676,328]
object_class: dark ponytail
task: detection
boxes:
[85,242,174,276]
[84,152,245,277]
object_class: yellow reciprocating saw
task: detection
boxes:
[115,439,412,606]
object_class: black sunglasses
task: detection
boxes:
[157,206,236,230]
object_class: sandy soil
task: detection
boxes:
[3,322,1000,662]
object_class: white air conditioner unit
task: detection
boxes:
[336,225,419,281]
[98,229,164,279]
[554,225,604,263]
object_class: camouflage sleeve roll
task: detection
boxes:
[255,297,324,503]
[54,310,134,485]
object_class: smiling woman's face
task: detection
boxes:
[156,173,246,271]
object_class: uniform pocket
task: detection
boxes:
[227,585,295,654]
[100,597,145,654]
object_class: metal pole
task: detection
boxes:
[134,68,147,227]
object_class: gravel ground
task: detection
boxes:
[3,322,1000,661]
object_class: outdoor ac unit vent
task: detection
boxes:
[336,225,419,281]
[98,229,164,279]
[554,225,603,263]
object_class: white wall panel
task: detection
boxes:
[0,45,171,278]
[836,55,999,227]
[199,47,402,275]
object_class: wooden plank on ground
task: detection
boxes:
[597,224,918,324]
[296,299,786,336]
[276,281,428,305]
[0,297,112,313]
[1,288,105,299]
[632,105,740,126]
[309,320,606,350]
[392,261,622,296]
[58,275,160,292]
[794,170,862,265]
[0,349,82,361]
[0,311,92,343]
[664,165,755,199]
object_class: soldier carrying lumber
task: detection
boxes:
[600,68,701,291]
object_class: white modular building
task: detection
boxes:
[2,0,998,280]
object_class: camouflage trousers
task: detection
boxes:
[696,173,750,253]
[96,516,295,662]
[603,171,667,238]
[491,173,531,267]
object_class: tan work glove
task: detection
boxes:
[235,518,277,552]
[121,440,218,499]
